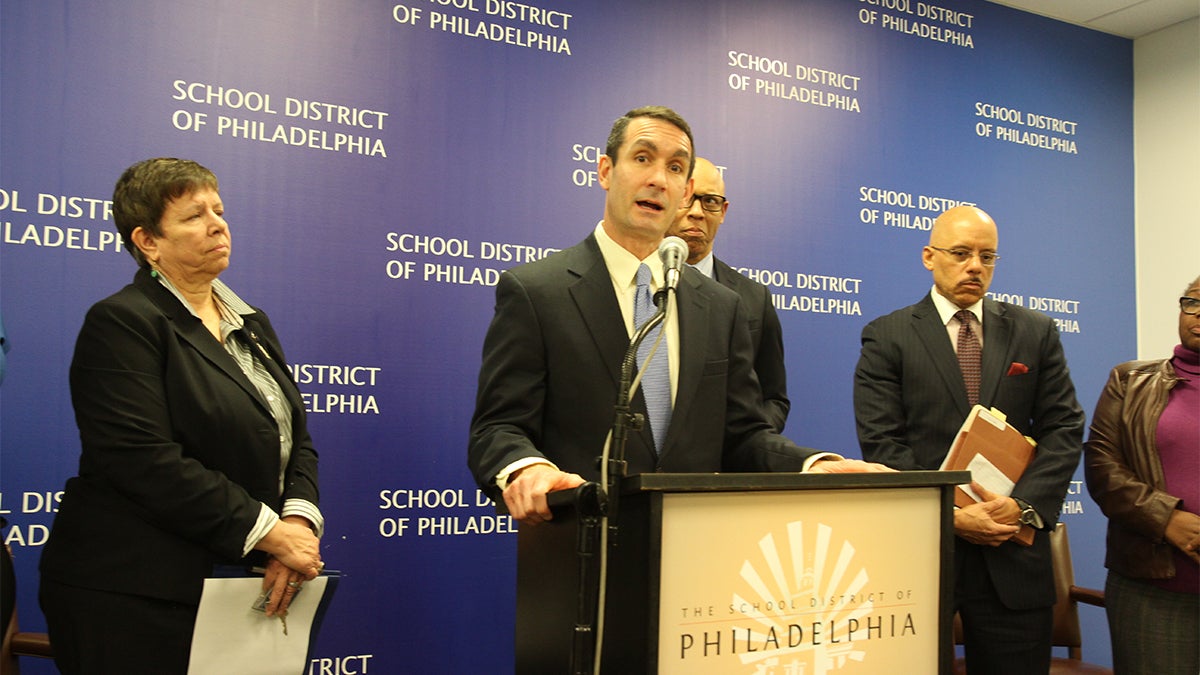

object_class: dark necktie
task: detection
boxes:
[955,309,981,406]
[634,264,671,453]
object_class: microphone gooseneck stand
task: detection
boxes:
[562,481,606,675]
[575,289,672,675]
[605,294,668,541]
[572,238,684,674]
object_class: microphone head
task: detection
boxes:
[658,236,688,271]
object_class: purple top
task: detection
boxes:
[1155,345,1199,594]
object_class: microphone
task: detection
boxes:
[658,236,688,293]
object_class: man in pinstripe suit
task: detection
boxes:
[853,205,1084,674]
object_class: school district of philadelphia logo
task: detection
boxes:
[678,521,917,674]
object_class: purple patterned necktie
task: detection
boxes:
[634,263,671,453]
[955,309,981,406]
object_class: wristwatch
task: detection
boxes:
[1018,503,1038,526]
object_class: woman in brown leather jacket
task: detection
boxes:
[1084,275,1199,675]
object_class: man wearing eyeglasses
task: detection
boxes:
[666,157,789,432]
[853,205,1085,674]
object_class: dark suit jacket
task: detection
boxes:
[468,234,818,496]
[853,293,1083,610]
[40,268,319,605]
[712,256,789,432]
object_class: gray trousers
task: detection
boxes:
[1106,571,1199,675]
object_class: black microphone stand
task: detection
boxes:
[550,482,606,675]
[569,290,671,675]
[605,291,669,542]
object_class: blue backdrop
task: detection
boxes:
[1,0,1132,672]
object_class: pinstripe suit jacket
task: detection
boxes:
[853,292,1083,609]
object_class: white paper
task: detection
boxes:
[957,453,1017,502]
[188,575,329,675]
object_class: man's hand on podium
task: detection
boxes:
[954,482,1021,546]
[503,464,586,526]
[807,458,895,473]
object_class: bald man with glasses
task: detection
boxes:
[667,158,789,431]
[852,205,1085,674]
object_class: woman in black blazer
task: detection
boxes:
[39,158,324,674]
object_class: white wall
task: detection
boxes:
[1135,18,1200,359]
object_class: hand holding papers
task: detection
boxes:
[940,405,1037,546]
[188,570,339,675]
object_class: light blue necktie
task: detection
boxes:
[634,263,671,453]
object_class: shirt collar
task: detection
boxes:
[153,273,254,330]
[594,222,664,289]
[929,284,983,326]
[691,251,715,279]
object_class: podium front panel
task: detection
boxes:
[655,487,941,674]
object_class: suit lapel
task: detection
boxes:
[242,319,306,417]
[567,237,631,392]
[911,296,972,417]
[137,272,273,414]
[565,236,660,462]
[660,269,708,459]
[713,257,737,292]
[979,299,1012,406]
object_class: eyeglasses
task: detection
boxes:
[929,246,1000,267]
[1181,297,1200,315]
[685,193,727,213]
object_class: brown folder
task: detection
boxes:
[940,405,1037,546]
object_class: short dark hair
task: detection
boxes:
[605,106,696,178]
[112,158,219,268]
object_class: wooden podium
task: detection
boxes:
[515,471,968,674]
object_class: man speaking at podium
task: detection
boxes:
[468,106,886,527]
[853,205,1084,674]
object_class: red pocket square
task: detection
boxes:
[1007,362,1029,376]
